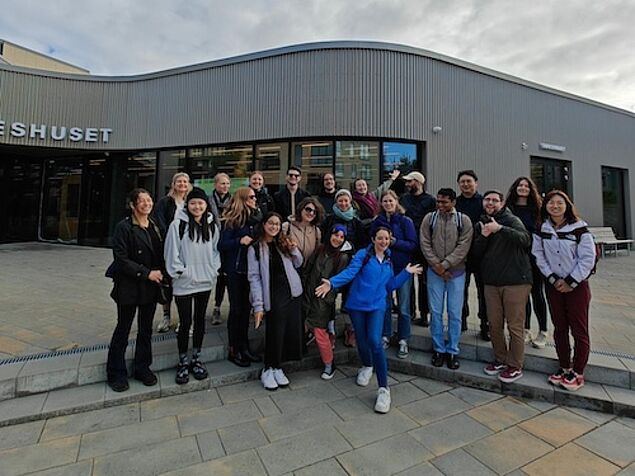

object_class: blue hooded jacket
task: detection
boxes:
[369,212,417,273]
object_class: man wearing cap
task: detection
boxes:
[273,166,311,221]
[401,171,436,326]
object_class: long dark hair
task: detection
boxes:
[506,177,542,225]
[540,190,581,225]
[185,206,215,242]
[315,226,347,269]
[254,211,294,256]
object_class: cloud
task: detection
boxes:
[1,0,634,110]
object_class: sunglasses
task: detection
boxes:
[288,173,300,178]
[248,195,256,199]
[303,207,316,214]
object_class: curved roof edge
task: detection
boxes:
[1,40,633,118]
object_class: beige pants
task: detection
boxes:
[484,284,531,369]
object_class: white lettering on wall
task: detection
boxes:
[0,120,4,135]
[69,127,84,142]
[30,124,47,140]
[84,128,98,142]
[50,126,67,140]
[11,122,26,137]
[0,119,112,144]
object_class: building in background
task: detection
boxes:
[0,40,633,245]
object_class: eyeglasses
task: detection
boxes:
[303,207,316,214]
[483,198,501,203]
[288,173,300,178]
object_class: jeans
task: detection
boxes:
[427,269,465,355]
[383,275,413,341]
[349,308,388,388]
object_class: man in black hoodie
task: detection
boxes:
[471,190,532,384]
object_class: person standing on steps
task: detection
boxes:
[249,171,275,216]
[317,172,338,219]
[420,188,473,370]
[455,170,489,340]
[273,166,311,221]
[248,212,304,391]
[164,187,221,385]
[315,227,422,414]
[208,173,232,326]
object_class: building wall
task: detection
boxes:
[0,42,633,231]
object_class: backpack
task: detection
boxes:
[429,210,463,236]
[537,226,599,278]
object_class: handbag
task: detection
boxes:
[157,277,173,305]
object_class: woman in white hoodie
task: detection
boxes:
[165,187,221,384]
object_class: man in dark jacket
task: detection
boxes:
[317,172,337,218]
[471,190,532,384]
[455,169,488,339]
[273,166,311,220]
[400,171,436,326]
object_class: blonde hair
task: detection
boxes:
[380,190,405,214]
[167,172,192,199]
[222,187,255,229]
[215,172,231,184]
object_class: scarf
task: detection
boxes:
[333,204,357,222]
[353,191,380,219]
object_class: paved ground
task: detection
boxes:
[0,242,634,359]
[0,366,633,476]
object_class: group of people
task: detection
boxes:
[105,165,596,414]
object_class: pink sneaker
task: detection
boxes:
[483,362,507,376]
[498,367,523,383]
[560,370,585,391]
[548,367,569,386]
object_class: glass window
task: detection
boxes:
[530,157,571,198]
[291,142,334,195]
[188,145,252,195]
[255,143,288,195]
[157,149,186,198]
[383,142,418,176]
[336,141,380,190]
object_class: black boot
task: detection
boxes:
[228,348,251,367]
[243,348,262,363]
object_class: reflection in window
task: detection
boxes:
[158,149,186,197]
[189,145,253,195]
[383,142,418,176]
[336,141,380,190]
[292,142,334,195]
[256,143,288,195]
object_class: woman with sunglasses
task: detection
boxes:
[281,197,325,268]
[220,187,263,367]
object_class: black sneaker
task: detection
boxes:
[228,351,251,368]
[243,349,262,363]
[108,379,129,392]
[431,352,445,367]
[134,372,157,387]
[480,327,491,342]
[447,354,460,370]
[190,359,208,380]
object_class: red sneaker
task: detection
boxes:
[560,370,585,391]
[483,362,507,376]
[498,367,523,383]
[548,367,569,386]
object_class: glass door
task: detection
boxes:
[530,157,572,198]
[602,166,628,238]
[40,159,83,243]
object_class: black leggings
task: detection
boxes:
[226,272,251,352]
[214,273,227,308]
[175,290,211,354]
[525,263,548,332]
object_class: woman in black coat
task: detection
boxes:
[107,188,166,392]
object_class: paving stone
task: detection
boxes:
[524,398,558,412]
[103,378,160,406]
[92,436,201,476]
[430,448,496,475]
[78,415,179,459]
[286,368,345,389]
[157,368,211,396]
[140,387,221,421]
[332,373,398,397]
[336,408,418,448]
[400,392,471,425]
[208,360,260,388]
[451,358,503,393]
[16,355,81,395]
[178,400,261,436]
[194,429,225,461]
[257,426,352,476]
[0,435,80,476]
[253,395,281,417]
[328,396,376,420]
[464,426,554,474]
[271,381,346,414]
[25,460,93,476]
[383,381,429,407]
[163,449,267,476]
[449,386,503,407]
[294,458,348,476]
[522,442,621,475]
[0,393,47,426]
[41,403,139,441]
[77,349,108,385]
[501,368,556,403]
[585,353,631,388]
[0,362,23,401]
[0,419,44,451]
[604,384,635,417]
[409,377,453,395]
[395,461,444,475]
[618,416,635,430]
[337,433,433,476]
[575,420,635,467]
[42,383,105,416]
[260,402,341,441]
[218,378,290,404]
[617,463,635,475]
[518,407,598,447]
[218,420,268,454]
[388,370,418,383]
[409,413,493,456]
[467,396,540,431]
[554,380,613,413]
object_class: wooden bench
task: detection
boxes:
[588,227,633,257]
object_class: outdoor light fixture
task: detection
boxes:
[521,142,528,150]
[432,126,442,133]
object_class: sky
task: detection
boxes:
[2,0,634,111]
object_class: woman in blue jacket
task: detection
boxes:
[370,190,417,359]
[315,226,422,413]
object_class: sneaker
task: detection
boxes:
[321,363,336,380]
[431,351,445,367]
[446,354,460,370]
[484,361,507,376]
[356,366,374,387]
[134,371,158,387]
[397,340,409,359]
[548,367,569,385]
[560,370,585,391]
[374,387,391,413]
[498,367,523,383]
[211,307,222,326]
[261,368,278,391]
[175,361,189,385]
[190,358,208,380]
[532,331,548,349]
[382,336,390,350]
[524,329,533,345]
[108,379,129,392]
[272,368,289,387]
[157,315,171,333]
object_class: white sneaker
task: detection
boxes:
[261,368,278,391]
[382,336,390,350]
[157,316,171,333]
[272,368,289,387]
[524,329,533,345]
[398,339,409,359]
[532,331,548,349]
[356,366,373,387]
[374,387,391,413]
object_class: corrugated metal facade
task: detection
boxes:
[1,42,633,232]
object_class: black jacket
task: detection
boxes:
[401,192,436,233]
[110,216,165,305]
[273,187,311,220]
[471,207,532,286]
[456,193,484,227]
[317,190,336,217]
[254,187,275,216]
[153,196,177,235]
